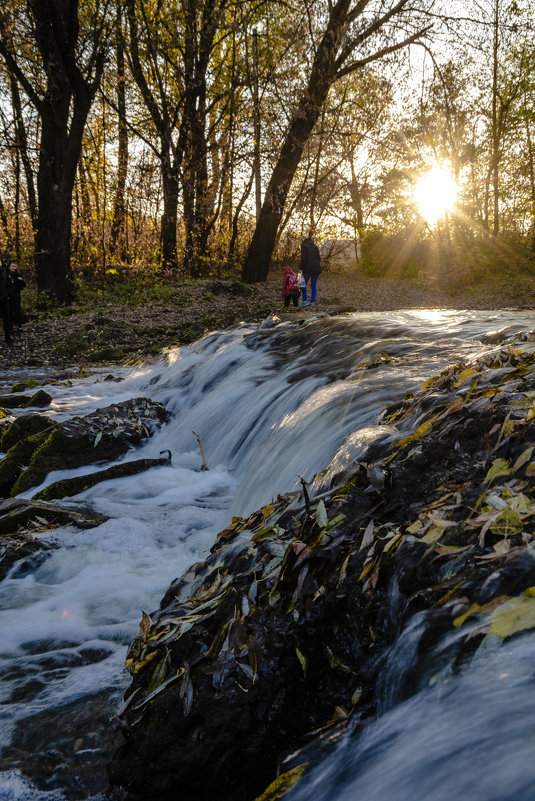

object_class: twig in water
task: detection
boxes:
[192,431,208,471]
[300,477,311,517]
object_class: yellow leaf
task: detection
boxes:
[131,650,158,673]
[351,686,363,706]
[421,375,440,391]
[407,518,424,534]
[453,603,481,627]
[488,590,535,639]
[295,647,307,676]
[489,506,523,538]
[394,413,440,451]
[484,458,510,485]
[253,765,308,801]
[512,446,534,473]
[382,532,402,553]
[454,368,478,387]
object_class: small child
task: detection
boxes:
[281,265,300,308]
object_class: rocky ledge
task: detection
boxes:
[109,337,535,801]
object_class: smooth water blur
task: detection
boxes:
[0,308,534,800]
[290,630,535,801]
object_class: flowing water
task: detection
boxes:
[0,309,534,801]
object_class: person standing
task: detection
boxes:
[0,262,14,345]
[281,265,300,308]
[298,236,321,307]
[7,262,26,330]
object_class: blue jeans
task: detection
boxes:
[302,273,318,303]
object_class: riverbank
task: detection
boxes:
[1,270,534,371]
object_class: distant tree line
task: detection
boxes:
[0,0,534,301]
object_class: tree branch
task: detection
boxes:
[0,39,43,111]
[334,24,432,81]
[337,0,412,70]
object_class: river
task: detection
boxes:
[0,308,534,800]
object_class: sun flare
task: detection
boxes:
[414,166,458,224]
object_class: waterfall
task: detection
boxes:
[0,308,533,800]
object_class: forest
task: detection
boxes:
[0,0,534,303]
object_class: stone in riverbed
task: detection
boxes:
[0,497,109,579]
[34,450,173,501]
[11,397,170,495]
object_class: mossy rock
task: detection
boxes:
[11,398,169,495]
[1,414,56,452]
[34,452,171,501]
[11,379,39,393]
[0,430,51,497]
[11,427,126,495]
[25,389,53,408]
[90,348,125,362]
[0,393,33,408]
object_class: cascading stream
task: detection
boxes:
[0,308,533,801]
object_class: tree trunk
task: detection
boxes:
[490,0,500,236]
[110,31,128,260]
[161,156,179,271]
[0,0,107,302]
[34,63,96,302]
[241,0,347,283]
[241,0,419,282]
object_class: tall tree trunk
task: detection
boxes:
[161,155,179,271]
[35,96,90,300]
[0,193,12,256]
[242,1,348,282]
[490,0,500,236]
[0,0,106,302]
[110,30,128,260]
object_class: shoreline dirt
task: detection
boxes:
[1,272,534,372]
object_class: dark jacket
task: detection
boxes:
[0,266,12,302]
[9,268,26,296]
[299,237,321,276]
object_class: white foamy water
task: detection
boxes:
[0,309,533,800]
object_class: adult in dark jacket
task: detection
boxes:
[7,262,26,329]
[0,263,14,344]
[298,236,321,307]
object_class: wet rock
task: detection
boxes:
[0,498,108,579]
[12,397,170,495]
[0,690,123,801]
[34,450,172,501]
[0,497,108,537]
[0,393,34,408]
[26,388,53,407]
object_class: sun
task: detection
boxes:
[414,166,458,224]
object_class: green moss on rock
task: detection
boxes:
[1,414,56,452]
[0,430,51,496]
